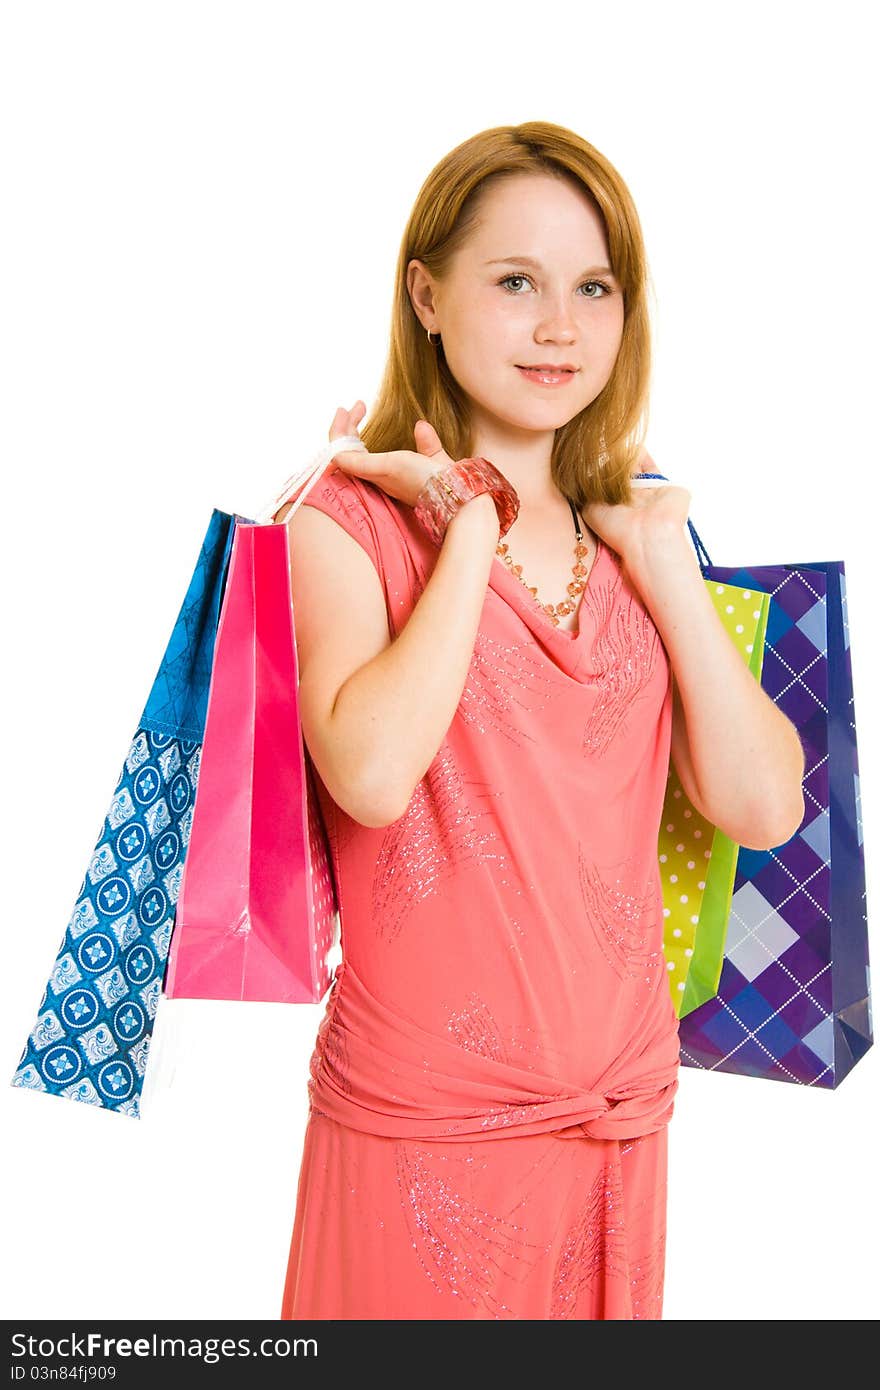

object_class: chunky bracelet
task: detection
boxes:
[412,456,520,547]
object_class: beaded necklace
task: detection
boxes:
[495,498,591,628]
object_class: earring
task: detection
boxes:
[427,327,441,346]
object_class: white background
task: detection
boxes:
[1,1,877,1322]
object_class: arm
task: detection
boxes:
[630,528,806,851]
[283,491,500,828]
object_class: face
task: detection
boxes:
[408,173,625,454]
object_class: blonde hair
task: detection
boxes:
[359,120,652,510]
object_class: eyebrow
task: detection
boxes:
[485,256,616,277]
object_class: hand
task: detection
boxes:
[327,400,456,509]
[582,474,692,572]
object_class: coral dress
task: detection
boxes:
[280,468,680,1320]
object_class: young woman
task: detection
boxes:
[273,120,805,1320]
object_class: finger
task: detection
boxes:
[328,406,347,442]
[329,400,365,441]
[331,446,369,473]
[413,418,445,459]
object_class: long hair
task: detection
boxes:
[359,120,653,510]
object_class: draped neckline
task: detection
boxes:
[488,532,611,646]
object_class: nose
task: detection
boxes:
[534,294,578,342]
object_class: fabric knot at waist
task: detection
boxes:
[307,960,679,1144]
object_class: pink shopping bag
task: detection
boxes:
[163,439,363,1003]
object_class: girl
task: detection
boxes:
[273,120,805,1320]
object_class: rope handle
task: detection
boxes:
[252,435,368,526]
[630,471,712,571]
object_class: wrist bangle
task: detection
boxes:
[413,456,520,547]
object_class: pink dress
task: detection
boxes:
[280,468,680,1320]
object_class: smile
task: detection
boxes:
[516,366,577,386]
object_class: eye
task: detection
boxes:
[498,273,613,298]
[581,279,612,298]
[498,273,532,294]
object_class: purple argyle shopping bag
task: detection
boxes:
[677,553,871,1087]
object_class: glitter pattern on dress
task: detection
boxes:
[446,992,507,1061]
[395,1142,548,1315]
[577,847,663,984]
[445,993,553,1072]
[621,1136,646,1157]
[629,1229,666,1320]
[467,1100,553,1134]
[550,1164,628,1318]
[458,631,571,746]
[581,582,662,757]
[313,479,382,560]
[370,744,509,941]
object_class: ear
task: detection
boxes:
[406,258,437,326]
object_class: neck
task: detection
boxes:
[467,419,558,508]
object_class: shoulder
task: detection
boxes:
[303,467,392,526]
[295,469,404,578]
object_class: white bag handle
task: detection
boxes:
[252,434,367,525]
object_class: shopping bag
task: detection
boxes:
[675,548,871,1087]
[10,509,238,1117]
[630,472,772,1019]
[11,436,362,1117]
[659,580,770,1017]
[162,514,338,1003]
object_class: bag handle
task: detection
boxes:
[631,470,713,571]
[253,434,367,526]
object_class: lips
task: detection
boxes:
[516,365,578,386]
[519,365,577,372]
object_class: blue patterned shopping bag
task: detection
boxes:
[10,509,238,1117]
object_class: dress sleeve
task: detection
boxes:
[295,466,428,642]
[297,468,384,578]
